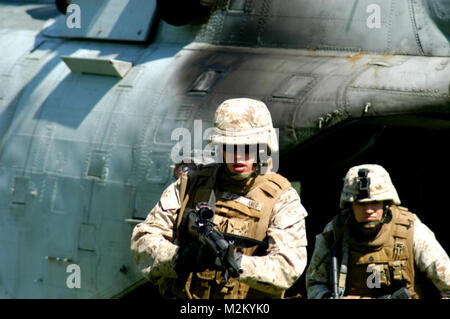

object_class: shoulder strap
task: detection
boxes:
[175,171,192,241]
[329,210,351,297]
[387,206,416,296]
[175,164,219,241]
[338,231,349,297]
[332,209,352,241]
[391,206,415,259]
[253,173,292,242]
[260,173,291,197]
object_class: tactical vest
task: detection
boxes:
[171,164,291,299]
[333,205,419,298]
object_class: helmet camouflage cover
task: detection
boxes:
[209,98,278,153]
[340,164,401,208]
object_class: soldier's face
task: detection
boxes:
[223,144,257,176]
[352,201,384,227]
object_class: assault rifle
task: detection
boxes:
[182,202,266,282]
[330,245,341,299]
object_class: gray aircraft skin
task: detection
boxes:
[0,0,449,298]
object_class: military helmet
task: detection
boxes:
[209,98,278,153]
[340,164,401,208]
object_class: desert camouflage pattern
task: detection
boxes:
[306,213,450,299]
[340,164,401,208]
[209,98,279,153]
[130,177,308,296]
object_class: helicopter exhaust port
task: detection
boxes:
[55,0,70,14]
[156,0,213,26]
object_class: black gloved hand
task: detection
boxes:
[174,241,216,276]
[321,292,332,299]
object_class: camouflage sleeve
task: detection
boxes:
[238,187,308,295]
[413,219,450,297]
[305,221,334,299]
[130,179,181,285]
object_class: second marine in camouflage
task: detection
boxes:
[306,164,450,299]
[131,98,308,298]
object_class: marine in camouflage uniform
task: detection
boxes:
[306,164,450,299]
[131,98,308,299]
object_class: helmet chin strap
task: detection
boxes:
[360,220,382,228]
[228,171,254,180]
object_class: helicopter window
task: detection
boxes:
[146,154,171,184]
[11,177,29,205]
[87,150,108,179]
[228,0,246,13]
[188,69,222,95]
[272,75,317,99]
[428,0,450,38]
